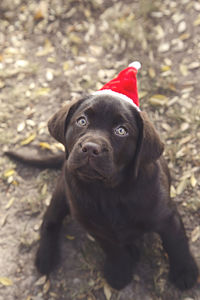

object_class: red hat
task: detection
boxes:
[93,61,141,111]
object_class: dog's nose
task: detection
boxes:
[81,142,101,156]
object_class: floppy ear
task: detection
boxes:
[48,98,82,145]
[133,111,164,179]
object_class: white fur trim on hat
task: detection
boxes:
[128,61,141,70]
[92,90,141,111]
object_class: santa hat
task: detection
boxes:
[93,61,141,111]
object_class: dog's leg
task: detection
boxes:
[159,212,198,290]
[35,172,69,274]
[96,237,135,290]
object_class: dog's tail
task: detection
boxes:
[5,150,64,169]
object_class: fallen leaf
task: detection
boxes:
[39,142,51,150]
[41,184,47,196]
[161,65,171,72]
[35,87,50,96]
[148,67,156,78]
[86,233,95,242]
[149,94,168,106]
[190,174,197,187]
[176,179,188,195]
[1,214,8,227]
[188,62,200,70]
[158,42,170,53]
[17,122,25,132]
[170,185,176,198]
[193,15,200,26]
[191,226,200,242]
[35,275,47,286]
[178,21,186,33]
[0,79,5,89]
[63,61,69,71]
[36,39,54,57]
[103,284,112,300]
[34,1,48,20]
[4,169,15,178]
[5,197,15,210]
[21,133,36,145]
[180,123,189,132]
[138,91,148,99]
[43,279,50,294]
[0,277,13,286]
[179,135,191,146]
[66,235,75,240]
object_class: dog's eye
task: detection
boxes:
[115,126,128,136]
[76,116,87,127]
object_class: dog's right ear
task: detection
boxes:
[48,98,83,145]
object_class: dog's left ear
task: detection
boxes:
[48,98,82,145]
[133,111,164,179]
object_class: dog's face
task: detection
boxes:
[48,95,164,186]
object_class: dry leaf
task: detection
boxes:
[161,65,171,72]
[193,15,200,26]
[158,42,170,53]
[87,233,95,242]
[176,179,188,195]
[41,184,47,196]
[190,174,197,187]
[148,67,156,78]
[21,133,36,146]
[103,284,112,300]
[17,122,25,132]
[36,39,54,57]
[138,91,148,99]
[43,279,50,294]
[1,214,8,227]
[35,87,50,96]
[179,135,191,146]
[5,197,15,210]
[170,185,176,198]
[34,1,48,20]
[191,226,200,243]
[154,25,165,39]
[161,123,172,131]
[63,61,69,71]
[35,275,47,286]
[180,123,189,132]
[176,147,185,158]
[149,94,168,106]
[66,235,75,240]
[0,277,13,286]
[4,169,15,178]
[188,62,200,70]
[179,33,190,40]
[39,142,51,150]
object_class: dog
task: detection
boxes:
[6,94,198,290]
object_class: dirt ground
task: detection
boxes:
[0,0,200,299]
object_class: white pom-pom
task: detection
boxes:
[129,61,141,70]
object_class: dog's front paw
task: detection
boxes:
[104,256,133,290]
[35,242,60,275]
[170,258,199,290]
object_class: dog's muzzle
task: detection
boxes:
[67,134,114,182]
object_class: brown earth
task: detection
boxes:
[0,0,200,299]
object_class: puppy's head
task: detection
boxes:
[48,95,164,186]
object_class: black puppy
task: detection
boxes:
[7,94,198,290]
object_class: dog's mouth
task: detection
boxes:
[67,146,115,182]
[68,156,110,181]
